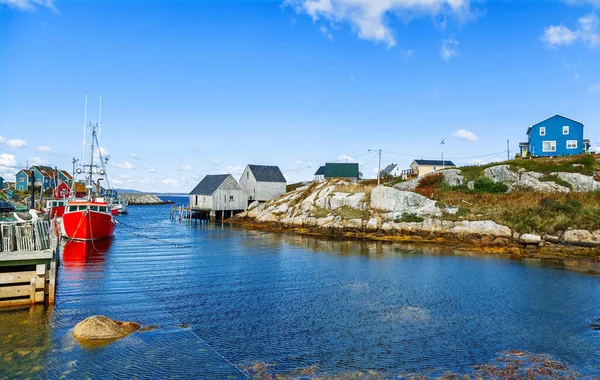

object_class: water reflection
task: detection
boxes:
[0,305,53,378]
[61,238,112,271]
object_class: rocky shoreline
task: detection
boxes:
[119,193,174,205]
[230,179,600,275]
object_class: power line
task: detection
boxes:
[383,149,508,161]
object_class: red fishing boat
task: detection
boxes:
[61,95,116,241]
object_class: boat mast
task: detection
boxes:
[82,93,87,170]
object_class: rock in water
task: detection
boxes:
[73,315,140,341]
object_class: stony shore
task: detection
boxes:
[119,193,174,205]
[230,179,600,275]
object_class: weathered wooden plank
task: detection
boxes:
[48,259,56,304]
[35,277,45,289]
[0,298,31,308]
[0,271,36,285]
[36,264,46,275]
[34,290,44,303]
[0,284,31,298]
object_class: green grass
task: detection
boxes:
[333,205,370,220]
[311,207,330,218]
[457,154,597,182]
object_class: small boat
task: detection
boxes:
[45,199,67,218]
[111,199,128,214]
[60,95,116,241]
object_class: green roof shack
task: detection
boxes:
[324,163,359,180]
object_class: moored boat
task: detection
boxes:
[60,95,116,241]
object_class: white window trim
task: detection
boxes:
[542,140,556,152]
[540,127,546,136]
[566,140,577,149]
[563,126,569,135]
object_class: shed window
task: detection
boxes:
[563,126,569,135]
[230,195,234,200]
[540,127,546,136]
[247,172,249,179]
[566,140,577,149]
[19,178,24,182]
[542,141,556,152]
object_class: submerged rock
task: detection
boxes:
[73,315,140,341]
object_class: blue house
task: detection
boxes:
[520,115,591,157]
[15,166,67,191]
[0,176,4,190]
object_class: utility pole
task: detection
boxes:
[507,140,510,161]
[440,139,446,169]
[368,149,382,186]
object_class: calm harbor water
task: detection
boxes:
[1,195,599,378]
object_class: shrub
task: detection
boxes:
[311,207,330,218]
[473,178,508,194]
[397,212,424,223]
[539,175,573,190]
[416,172,444,190]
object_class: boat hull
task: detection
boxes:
[61,210,115,241]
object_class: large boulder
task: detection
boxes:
[563,230,600,247]
[73,315,140,341]
[370,186,440,217]
[550,172,600,192]
[515,172,570,193]
[451,220,512,237]
[483,165,519,183]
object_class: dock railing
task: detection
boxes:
[0,220,58,308]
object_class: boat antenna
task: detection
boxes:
[82,93,88,170]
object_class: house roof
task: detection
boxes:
[73,182,86,192]
[190,174,231,195]
[324,163,359,178]
[17,169,32,176]
[413,159,456,167]
[60,170,73,180]
[527,114,584,134]
[382,163,398,174]
[31,165,55,178]
[247,165,286,183]
[314,166,325,176]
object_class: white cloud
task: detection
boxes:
[145,165,156,173]
[541,25,578,46]
[161,178,179,187]
[180,164,194,171]
[128,153,142,160]
[440,37,459,60]
[337,154,356,162]
[564,0,600,6]
[320,25,333,41]
[29,156,48,166]
[285,0,474,47]
[112,161,134,169]
[210,159,219,166]
[220,166,244,176]
[452,128,478,142]
[0,137,27,149]
[0,153,18,167]
[589,83,600,93]
[0,0,57,12]
[542,13,600,48]
[400,49,413,58]
[36,145,52,153]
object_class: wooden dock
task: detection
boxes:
[170,205,241,223]
[0,220,58,308]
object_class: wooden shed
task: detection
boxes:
[239,164,286,203]
[189,174,247,219]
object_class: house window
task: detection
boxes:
[230,195,234,200]
[566,140,577,149]
[246,172,249,179]
[540,127,546,136]
[563,126,569,135]
[433,167,436,170]
[19,178,24,182]
[542,141,556,152]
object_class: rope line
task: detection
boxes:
[115,218,191,248]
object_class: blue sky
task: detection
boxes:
[1,0,599,192]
